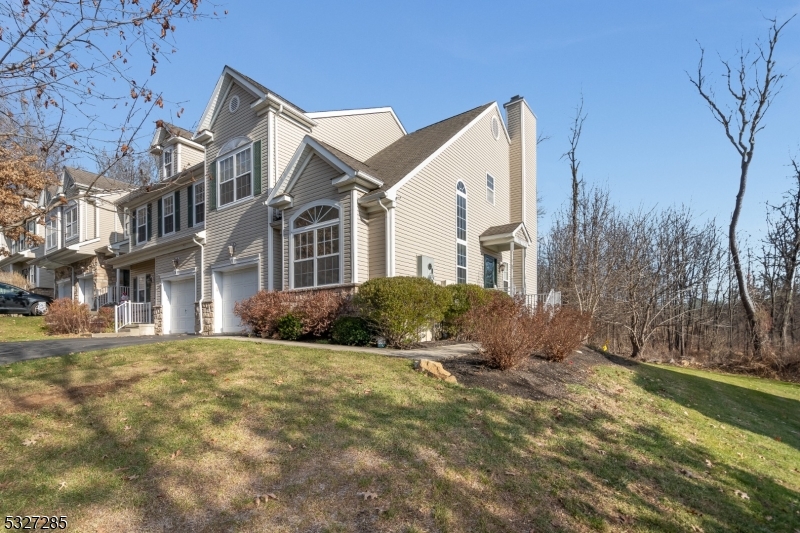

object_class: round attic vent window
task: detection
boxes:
[229,95,240,114]
[491,116,500,140]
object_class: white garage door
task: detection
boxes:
[221,267,258,333]
[168,279,195,334]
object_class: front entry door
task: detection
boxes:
[483,255,497,289]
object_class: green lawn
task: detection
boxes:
[0,341,797,532]
[0,315,50,341]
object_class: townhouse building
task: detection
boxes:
[31,65,542,336]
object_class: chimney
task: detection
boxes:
[503,95,537,294]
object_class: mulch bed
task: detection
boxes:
[441,347,631,401]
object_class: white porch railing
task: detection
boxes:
[115,301,152,332]
[95,285,130,309]
[525,289,561,309]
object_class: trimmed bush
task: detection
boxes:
[294,290,346,337]
[277,313,303,340]
[44,298,91,334]
[464,292,548,370]
[354,276,451,349]
[541,307,593,361]
[331,316,371,346]
[233,291,287,338]
[442,284,495,339]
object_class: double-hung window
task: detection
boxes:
[291,204,340,288]
[218,146,251,207]
[194,182,205,224]
[486,173,495,204]
[46,215,58,249]
[64,206,78,240]
[456,181,467,284]
[26,220,35,249]
[135,205,147,245]
[163,149,173,179]
[162,195,175,235]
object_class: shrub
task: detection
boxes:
[331,316,372,346]
[442,284,496,339]
[234,290,348,338]
[541,307,593,361]
[465,293,548,370]
[276,313,303,340]
[44,298,92,334]
[0,271,31,290]
[294,290,347,337]
[354,276,451,349]
[88,307,115,333]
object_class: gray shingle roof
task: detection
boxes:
[116,162,205,207]
[64,167,130,192]
[363,103,493,192]
[311,138,380,179]
[480,222,525,237]
[158,121,193,140]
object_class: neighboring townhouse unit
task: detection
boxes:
[0,196,55,296]
[190,66,407,333]
[31,167,130,308]
[105,123,207,334]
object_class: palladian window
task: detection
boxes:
[291,204,341,288]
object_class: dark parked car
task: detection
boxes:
[0,282,52,315]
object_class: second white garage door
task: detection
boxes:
[168,279,195,334]
[221,267,258,333]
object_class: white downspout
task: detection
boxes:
[378,198,391,277]
[193,235,205,334]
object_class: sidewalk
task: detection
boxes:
[203,336,477,362]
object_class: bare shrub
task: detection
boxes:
[44,298,91,334]
[0,271,31,290]
[89,307,115,333]
[465,293,548,370]
[234,290,348,339]
[541,307,593,361]
[294,290,347,337]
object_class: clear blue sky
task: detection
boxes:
[136,0,800,241]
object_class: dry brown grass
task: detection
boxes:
[0,270,31,290]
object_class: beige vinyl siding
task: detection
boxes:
[368,211,385,279]
[85,201,96,240]
[506,103,523,224]
[154,248,200,306]
[280,154,351,288]
[311,112,405,161]
[179,144,204,171]
[203,81,269,299]
[356,193,370,282]
[276,113,310,179]
[126,186,195,253]
[272,226,282,290]
[521,103,538,293]
[393,108,511,285]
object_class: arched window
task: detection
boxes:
[291,203,341,288]
[456,181,467,284]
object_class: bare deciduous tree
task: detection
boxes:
[561,96,586,297]
[688,15,794,355]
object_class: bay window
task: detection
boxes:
[291,204,341,288]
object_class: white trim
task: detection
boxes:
[306,107,407,135]
[162,194,176,236]
[160,269,198,335]
[456,180,467,284]
[210,254,261,334]
[288,200,343,289]
[282,150,314,197]
[216,142,254,208]
[385,103,500,199]
[486,172,495,205]
[135,205,148,246]
[351,189,357,283]
[95,201,100,240]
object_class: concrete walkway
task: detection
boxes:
[204,336,478,362]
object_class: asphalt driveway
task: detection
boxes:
[0,335,192,365]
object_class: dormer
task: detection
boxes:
[149,120,205,180]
